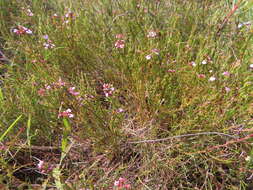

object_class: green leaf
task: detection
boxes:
[53,166,64,190]
[0,115,22,142]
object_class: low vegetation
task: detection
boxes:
[0,0,252,189]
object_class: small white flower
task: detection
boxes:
[146,54,152,60]
[27,9,34,16]
[250,64,253,69]
[13,29,18,33]
[209,76,216,82]
[201,60,207,65]
[238,21,251,28]
[209,70,213,73]
[225,87,231,93]
[66,109,72,113]
[114,180,120,186]
[26,29,33,34]
[68,114,74,118]
[45,84,51,90]
[147,31,157,38]
[117,108,124,113]
[37,160,44,170]
[191,62,197,67]
[245,156,251,162]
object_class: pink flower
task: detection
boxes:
[124,184,131,189]
[53,78,66,87]
[37,160,44,170]
[115,40,125,49]
[151,48,160,55]
[197,74,206,78]
[36,159,54,173]
[58,109,74,118]
[84,94,95,100]
[114,177,131,189]
[68,87,80,96]
[119,177,126,183]
[167,69,176,73]
[147,30,157,38]
[222,71,230,77]
[38,88,46,96]
[13,26,32,35]
[225,87,231,93]
[115,34,124,39]
[102,83,115,97]
[65,10,74,19]
[27,9,34,16]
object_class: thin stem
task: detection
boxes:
[129,132,238,144]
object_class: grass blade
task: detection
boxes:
[0,115,22,142]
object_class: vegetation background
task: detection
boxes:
[0,0,252,189]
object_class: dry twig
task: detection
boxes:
[129,132,238,144]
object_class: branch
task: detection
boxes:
[216,0,242,36]
[128,132,238,144]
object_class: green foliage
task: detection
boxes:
[0,0,252,189]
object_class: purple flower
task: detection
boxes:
[222,71,230,77]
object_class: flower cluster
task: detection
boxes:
[188,61,197,67]
[114,177,131,189]
[147,30,157,38]
[115,40,125,49]
[222,71,230,77]
[63,9,75,24]
[197,74,206,78]
[146,48,160,60]
[37,84,52,96]
[238,21,251,29]
[115,34,124,39]
[65,9,74,19]
[167,69,176,73]
[68,87,80,96]
[26,9,34,16]
[58,108,74,118]
[209,76,216,82]
[43,35,55,49]
[37,160,54,174]
[53,78,66,87]
[102,83,115,97]
[114,33,125,49]
[13,26,32,35]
